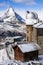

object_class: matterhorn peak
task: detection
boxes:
[1,7,25,24]
[6,7,15,16]
[1,7,16,19]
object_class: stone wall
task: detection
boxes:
[33,28,43,54]
[32,28,37,43]
[38,36,43,54]
[26,25,33,43]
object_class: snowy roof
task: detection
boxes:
[33,22,43,28]
[6,36,22,40]
[17,43,40,53]
[26,19,38,25]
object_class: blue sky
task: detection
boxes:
[0,0,43,11]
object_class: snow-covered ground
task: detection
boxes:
[0,48,9,63]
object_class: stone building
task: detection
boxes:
[33,22,43,54]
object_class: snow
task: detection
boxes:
[6,45,14,60]
[2,60,18,65]
[26,19,38,25]
[0,7,16,23]
[0,24,3,29]
[3,7,15,18]
[13,36,22,39]
[0,48,9,63]
[38,24,43,28]
[4,16,16,22]
[14,59,43,65]
[0,45,17,65]
[6,7,15,16]
[0,22,26,34]
[14,55,43,65]
[4,24,14,31]
[1,7,25,24]
[18,43,40,53]
[33,22,43,28]
[38,55,43,65]
[0,42,5,45]
[6,36,22,39]
[0,23,15,31]
[5,36,22,43]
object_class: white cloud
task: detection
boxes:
[36,9,43,21]
[0,2,7,7]
[13,0,36,5]
[14,0,23,2]
[0,2,9,7]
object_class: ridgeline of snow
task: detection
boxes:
[1,7,16,23]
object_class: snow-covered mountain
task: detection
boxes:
[0,7,26,38]
[1,7,25,24]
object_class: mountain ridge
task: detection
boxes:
[1,7,25,24]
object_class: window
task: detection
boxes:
[37,29,43,36]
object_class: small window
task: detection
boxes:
[37,29,43,36]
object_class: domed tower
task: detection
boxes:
[26,11,38,43]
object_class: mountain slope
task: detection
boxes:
[1,7,25,24]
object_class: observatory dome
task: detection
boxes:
[26,12,38,19]
[26,11,38,25]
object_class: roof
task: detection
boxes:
[33,22,43,28]
[5,36,22,40]
[16,43,40,53]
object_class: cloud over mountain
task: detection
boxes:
[13,0,36,5]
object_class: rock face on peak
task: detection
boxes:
[6,7,15,16]
[1,7,16,22]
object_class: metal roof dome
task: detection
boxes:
[26,11,39,25]
[26,11,38,19]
